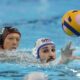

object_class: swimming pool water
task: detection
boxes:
[0,0,80,80]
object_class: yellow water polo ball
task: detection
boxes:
[62,10,80,36]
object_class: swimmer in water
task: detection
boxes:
[0,26,22,62]
[32,38,80,64]
[0,26,36,63]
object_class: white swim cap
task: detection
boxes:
[32,38,55,58]
[24,72,48,80]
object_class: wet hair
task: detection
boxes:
[0,26,21,48]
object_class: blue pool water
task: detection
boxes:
[0,0,80,80]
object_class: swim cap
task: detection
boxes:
[0,26,21,47]
[32,38,55,58]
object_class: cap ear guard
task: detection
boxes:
[0,28,5,45]
[32,48,38,58]
[0,28,5,35]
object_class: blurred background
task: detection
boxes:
[0,0,80,51]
